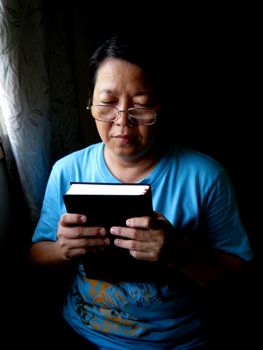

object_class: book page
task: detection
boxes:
[66,183,150,196]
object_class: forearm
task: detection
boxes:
[165,235,246,287]
[29,240,70,268]
[179,251,245,287]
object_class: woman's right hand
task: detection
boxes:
[57,213,110,261]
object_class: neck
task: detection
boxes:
[104,144,161,183]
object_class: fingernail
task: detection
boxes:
[99,228,106,235]
[80,215,87,223]
[110,227,116,234]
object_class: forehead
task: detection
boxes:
[94,58,155,94]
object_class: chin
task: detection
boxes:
[110,144,139,157]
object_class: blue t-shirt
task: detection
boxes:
[32,142,253,350]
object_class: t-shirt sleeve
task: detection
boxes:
[32,164,65,243]
[205,169,253,261]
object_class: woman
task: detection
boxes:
[29,35,253,349]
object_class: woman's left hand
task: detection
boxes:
[110,212,174,262]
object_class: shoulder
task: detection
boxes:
[46,142,104,186]
[168,144,229,187]
[172,144,225,173]
[53,142,103,171]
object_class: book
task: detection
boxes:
[63,182,157,281]
[63,182,153,229]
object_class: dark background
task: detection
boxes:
[2,2,260,348]
[73,2,260,258]
[72,6,261,348]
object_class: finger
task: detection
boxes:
[114,237,157,251]
[63,246,102,259]
[67,244,108,259]
[60,213,87,226]
[63,236,110,249]
[126,215,165,230]
[125,216,152,228]
[129,249,158,262]
[58,225,107,239]
[110,226,148,241]
[58,236,110,259]
[111,225,164,244]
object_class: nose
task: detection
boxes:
[114,109,130,126]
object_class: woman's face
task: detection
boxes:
[91,58,159,161]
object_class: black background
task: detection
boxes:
[79,3,261,257]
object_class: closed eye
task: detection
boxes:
[96,101,116,106]
[133,103,152,108]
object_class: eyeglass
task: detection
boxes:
[86,105,157,125]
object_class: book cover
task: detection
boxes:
[63,183,159,281]
[63,182,153,229]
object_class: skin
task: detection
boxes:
[93,58,159,173]
[29,58,245,286]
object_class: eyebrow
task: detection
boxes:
[98,89,154,97]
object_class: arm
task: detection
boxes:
[29,240,68,267]
[166,230,247,287]
[110,213,249,287]
[29,213,110,268]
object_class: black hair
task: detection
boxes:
[87,34,175,147]
[87,34,163,103]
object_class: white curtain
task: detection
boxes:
[0,0,82,224]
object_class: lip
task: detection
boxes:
[114,134,129,139]
[113,134,133,144]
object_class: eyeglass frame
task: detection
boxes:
[86,104,158,125]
